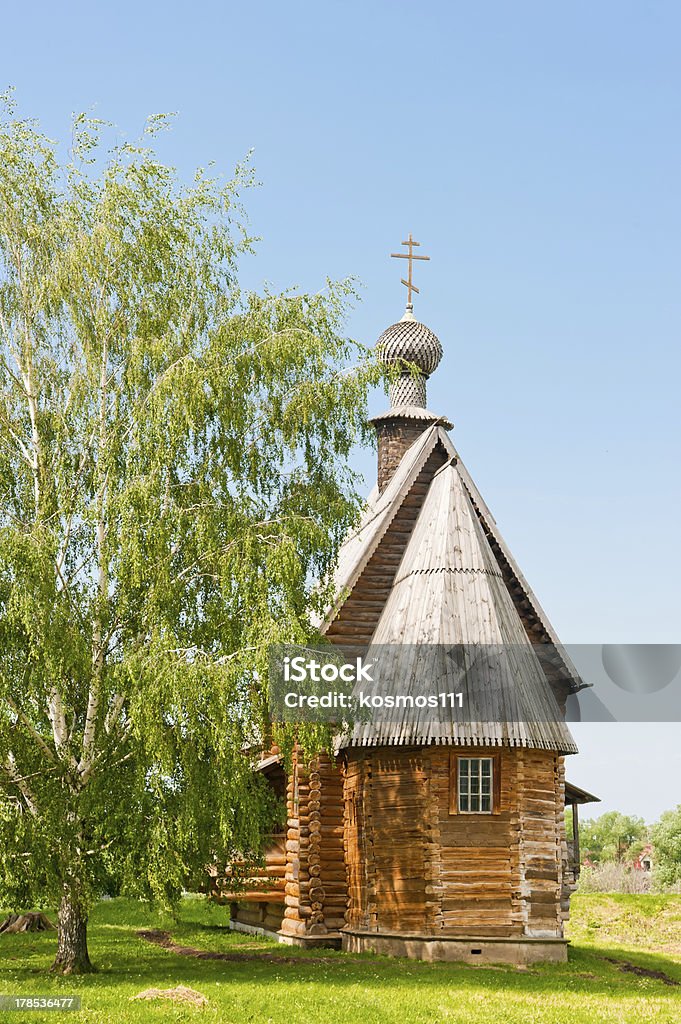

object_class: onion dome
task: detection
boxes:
[376,304,443,409]
[376,304,443,375]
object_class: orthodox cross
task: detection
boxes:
[391,233,430,304]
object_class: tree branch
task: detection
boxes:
[5,697,56,765]
[2,752,39,815]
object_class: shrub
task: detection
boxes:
[576,863,651,894]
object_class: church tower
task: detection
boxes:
[323,237,587,963]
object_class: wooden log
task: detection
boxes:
[263,866,287,879]
[280,916,307,935]
[315,851,346,863]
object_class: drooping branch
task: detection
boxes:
[79,319,112,781]
[55,449,90,578]
[15,267,44,518]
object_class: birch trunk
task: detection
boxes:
[51,887,94,975]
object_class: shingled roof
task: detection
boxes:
[320,421,582,753]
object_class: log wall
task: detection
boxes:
[230,743,571,946]
[343,745,568,939]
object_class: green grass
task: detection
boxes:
[0,895,680,1023]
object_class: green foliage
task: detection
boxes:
[579,812,647,865]
[651,805,681,888]
[0,95,383,924]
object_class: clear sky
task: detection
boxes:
[2,1,679,821]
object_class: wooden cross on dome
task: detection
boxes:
[391,233,430,304]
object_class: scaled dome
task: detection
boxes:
[376,310,443,377]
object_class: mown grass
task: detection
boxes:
[0,894,679,1023]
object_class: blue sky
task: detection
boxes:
[2,1,680,820]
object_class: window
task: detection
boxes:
[450,753,500,814]
[458,757,492,813]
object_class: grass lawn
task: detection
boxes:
[0,894,680,1023]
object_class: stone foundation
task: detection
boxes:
[277,931,342,949]
[229,918,342,948]
[342,929,568,965]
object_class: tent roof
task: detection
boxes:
[319,424,583,753]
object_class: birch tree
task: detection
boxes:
[0,97,380,973]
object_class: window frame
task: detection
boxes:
[449,752,501,815]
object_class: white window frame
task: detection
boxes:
[458,756,493,814]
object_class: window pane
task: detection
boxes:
[456,756,495,813]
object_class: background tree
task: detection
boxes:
[0,97,382,973]
[579,811,647,865]
[651,805,681,888]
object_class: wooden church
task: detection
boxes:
[223,239,598,964]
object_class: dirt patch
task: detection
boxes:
[137,929,326,966]
[132,985,208,1006]
[602,956,680,987]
